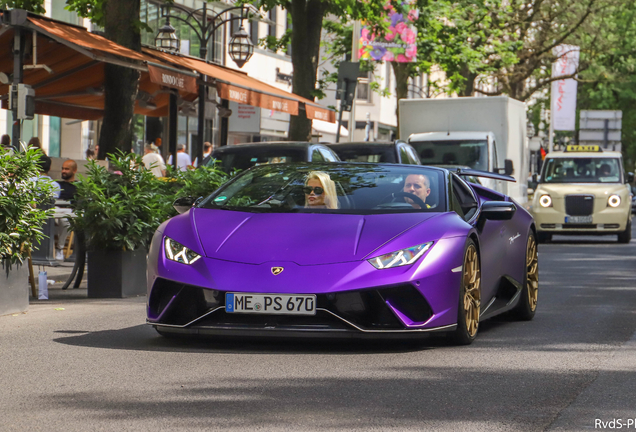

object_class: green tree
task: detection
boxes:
[576,0,636,171]
[0,0,45,14]
[253,0,386,141]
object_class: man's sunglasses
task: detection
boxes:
[303,186,324,195]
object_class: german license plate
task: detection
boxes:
[565,216,592,223]
[225,293,316,315]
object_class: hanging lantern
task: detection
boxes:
[228,25,254,68]
[155,19,180,52]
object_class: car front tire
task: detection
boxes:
[618,218,632,244]
[450,239,481,345]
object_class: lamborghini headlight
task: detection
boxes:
[608,195,621,208]
[368,242,433,270]
[164,237,201,265]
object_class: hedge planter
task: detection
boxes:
[0,261,29,316]
[87,250,147,298]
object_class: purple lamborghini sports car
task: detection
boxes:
[147,163,538,344]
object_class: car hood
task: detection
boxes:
[192,209,440,265]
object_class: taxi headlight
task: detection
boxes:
[539,194,552,208]
[608,195,621,208]
[368,242,433,269]
[164,237,202,265]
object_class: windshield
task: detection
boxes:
[199,163,446,214]
[206,147,306,173]
[331,147,396,163]
[541,157,623,183]
[410,140,489,171]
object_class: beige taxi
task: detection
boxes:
[531,145,634,243]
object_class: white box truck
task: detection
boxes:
[398,96,529,204]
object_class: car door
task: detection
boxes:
[451,174,503,307]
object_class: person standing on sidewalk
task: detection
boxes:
[54,159,77,261]
[167,143,192,172]
[142,144,166,177]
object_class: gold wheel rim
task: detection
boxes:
[526,235,539,311]
[463,245,481,337]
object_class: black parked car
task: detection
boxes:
[203,142,340,173]
[325,141,421,165]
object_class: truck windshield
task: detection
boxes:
[410,140,489,171]
[541,157,622,183]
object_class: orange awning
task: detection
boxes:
[0,13,335,122]
[143,47,336,123]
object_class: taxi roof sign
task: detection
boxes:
[564,145,603,153]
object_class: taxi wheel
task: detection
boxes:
[511,233,538,321]
[536,232,551,243]
[618,219,632,244]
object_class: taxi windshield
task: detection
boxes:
[199,163,447,214]
[541,157,622,183]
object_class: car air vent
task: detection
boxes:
[563,224,597,229]
[540,224,556,229]
[565,195,594,216]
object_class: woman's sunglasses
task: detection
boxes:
[303,186,324,195]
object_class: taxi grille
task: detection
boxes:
[565,195,594,216]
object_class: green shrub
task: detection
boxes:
[0,148,56,264]
[71,152,231,251]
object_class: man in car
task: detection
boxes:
[404,173,431,209]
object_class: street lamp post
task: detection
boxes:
[155,2,255,168]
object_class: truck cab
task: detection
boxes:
[398,96,528,204]
[408,131,509,194]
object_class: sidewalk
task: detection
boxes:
[29,260,89,302]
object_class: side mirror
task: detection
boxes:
[532,173,538,183]
[627,172,634,184]
[504,159,514,176]
[173,196,200,214]
[480,201,517,221]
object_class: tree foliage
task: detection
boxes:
[0,148,55,265]
[0,0,45,14]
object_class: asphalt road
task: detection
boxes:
[1,219,635,432]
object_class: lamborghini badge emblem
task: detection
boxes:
[271,267,284,275]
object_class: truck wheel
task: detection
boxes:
[618,219,632,244]
[536,232,551,243]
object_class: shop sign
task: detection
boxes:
[148,64,197,94]
[306,104,336,123]
[229,102,261,133]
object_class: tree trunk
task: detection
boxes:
[288,0,325,141]
[392,62,413,139]
[459,65,477,96]
[97,0,141,159]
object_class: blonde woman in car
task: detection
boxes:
[304,171,339,209]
